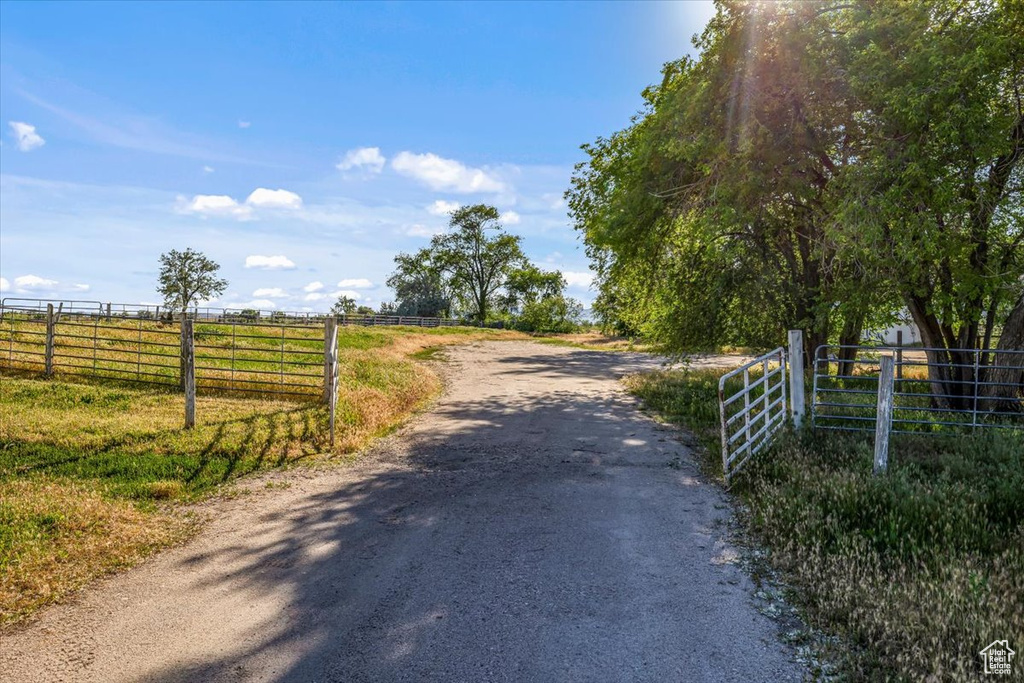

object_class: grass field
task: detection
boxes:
[626,369,1024,681]
[0,324,523,627]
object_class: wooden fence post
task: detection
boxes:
[873,354,895,475]
[788,329,805,429]
[45,303,55,377]
[105,302,112,322]
[181,318,195,428]
[322,318,339,448]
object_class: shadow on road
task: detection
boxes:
[125,345,793,683]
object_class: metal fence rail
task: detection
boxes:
[812,345,1024,434]
[718,347,787,482]
[53,315,181,388]
[0,302,327,399]
[192,320,325,398]
[1,297,467,328]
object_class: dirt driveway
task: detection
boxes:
[1,341,800,682]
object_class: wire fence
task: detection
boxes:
[812,344,1024,434]
[1,300,327,400]
[0,297,467,327]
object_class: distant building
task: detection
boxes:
[865,311,922,346]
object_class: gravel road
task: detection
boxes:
[1,341,801,682]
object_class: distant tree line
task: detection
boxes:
[567,0,1022,404]
[155,207,587,334]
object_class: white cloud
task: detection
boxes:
[14,274,58,289]
[542,193,566,210]
[392,151,505,193]
[230,298,276,309]
[202,165,215,174]
[337,147,386,174]
[563,271,594,289]
[502,210,521,225]
[0,277,9,292]
[303,281,324,293]
[304,292,329,302]
[245,188,303,209]
[71,283,91,292]
[238,120,251,129]
[252,287,289,298]
[427,200,460,216]
[9,121,45,152]
[179,188,302,219]
[245,255,296,270]
[181,194,253,219]
[405,223,443,238]
[337,278,373,289]
[330,289,362,301]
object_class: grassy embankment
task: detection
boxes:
[0,324,521,627]
[625,368,1023,681]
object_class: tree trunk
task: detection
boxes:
[837,311,864,378]
[906,295,962,410]
[981,292,1024,413]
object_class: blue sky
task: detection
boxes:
[1,1,715,312]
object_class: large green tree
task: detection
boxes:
[157,248,228,314]
[832,0,1024,406]
[386,249,452,318]
[428,204,527,323]
[569,1,883,360]
[568,0,1022,400]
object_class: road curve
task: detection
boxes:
[1,341,801,682]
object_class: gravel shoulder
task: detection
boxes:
[0,341,800,682]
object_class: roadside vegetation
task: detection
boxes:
[569,1,1022,408]
[625,368,1024,681]
[0,324,522,627]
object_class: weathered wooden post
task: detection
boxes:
[322,318,339,448]
[788,330,805,429]
[45,303,55,377]
[873,354,895,475]
[181,318,195,428]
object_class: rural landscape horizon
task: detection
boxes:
[1,2,1021,682]
[1,2,715,312]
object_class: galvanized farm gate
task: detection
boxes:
[717,331,807,482]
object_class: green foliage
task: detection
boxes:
[626,368,1024,680]
[388,204,579,328]
[568,0,1023,361]
[156,248,228,313]
[433,204,527,323]
[387,248,452,318]
[515,295,583,333]
[331,294,357,316]
[499,264,566,314]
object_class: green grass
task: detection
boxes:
[409,345,446,361]
[625,369,1024,681]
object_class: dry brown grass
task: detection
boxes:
[0,480,193,627]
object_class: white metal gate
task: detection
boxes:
[718,347,788,482]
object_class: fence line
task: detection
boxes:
[0,301,328,399]
[0,297,468,328]
[812,344,1024,435]
[718,333,1022,482]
